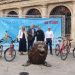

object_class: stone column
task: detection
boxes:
[41,5,48,18]
[71,2,75,41]
[18,8,23,18]
[0,10,3,17]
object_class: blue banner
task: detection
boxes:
[0,17,62,44]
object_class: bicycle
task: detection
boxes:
[4,38,17,62]
[0,33,17,62]
[55,37,70,60]
[61,36,75,59]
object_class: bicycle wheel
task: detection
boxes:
[55,44,60,56]
[4,48,16,62]
[73,48,75,58]
[60,46,68,60]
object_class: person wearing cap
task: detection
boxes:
[45,27,54,55]
[18,26,27,55]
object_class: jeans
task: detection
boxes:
[46,38,52,54]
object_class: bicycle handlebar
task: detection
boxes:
[0,40,3,43]
[0,37,18,43]
[11,39,18,43]
[0,39,4,43]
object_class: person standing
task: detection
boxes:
[27,24,36,51]
[18,26,27,55]
[36,26,45,41]
[45,27,54,55]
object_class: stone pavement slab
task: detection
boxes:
[0,51,75,75]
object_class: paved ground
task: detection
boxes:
[0,50,75,75]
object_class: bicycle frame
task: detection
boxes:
[57,41,65,53]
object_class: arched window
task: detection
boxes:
[7,11,18,17]
[50,6,71,36]
[26,9,41,18]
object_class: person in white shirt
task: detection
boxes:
[45,27,54,55]
[18,26,27,55]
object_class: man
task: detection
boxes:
[45,27,54,55]
[36,26,45,41]
[27,24,36,50]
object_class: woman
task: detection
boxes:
[18,26,27,55]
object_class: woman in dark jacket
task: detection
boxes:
[36,26,45,41]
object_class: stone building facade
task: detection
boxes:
[0,0,75,40]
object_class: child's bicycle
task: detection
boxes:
[0,38,16,62]
[55,37,71,60]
